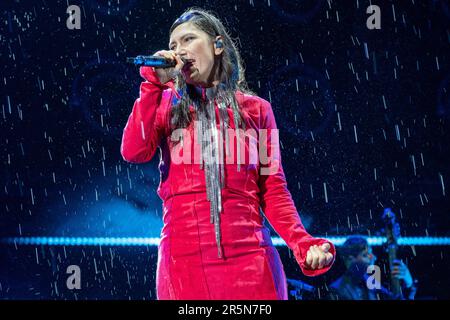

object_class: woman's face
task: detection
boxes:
[169,22,223,87]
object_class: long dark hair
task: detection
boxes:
[168,7,255,132]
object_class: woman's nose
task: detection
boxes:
[174,47,187,56]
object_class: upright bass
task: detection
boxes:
[382,208,403,299]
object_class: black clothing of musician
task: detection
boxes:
[327,236,417,300]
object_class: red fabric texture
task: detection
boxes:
[120,66,336,299]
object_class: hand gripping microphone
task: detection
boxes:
[126,55,193,68]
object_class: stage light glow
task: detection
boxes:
[3,236,450,247]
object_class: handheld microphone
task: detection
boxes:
[126,55,193,68]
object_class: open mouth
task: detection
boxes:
[181,58,194,66]
[183,58,195,64]
[182,60,196,74]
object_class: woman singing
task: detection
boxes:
[121,7,335,300]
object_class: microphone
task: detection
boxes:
[126,55,193,68]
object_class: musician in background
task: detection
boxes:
[327,235,417,300]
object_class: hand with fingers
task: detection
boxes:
[304,243,334,270]
[391,259,413,288]
[151,50,185,84]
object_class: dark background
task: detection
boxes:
[0,0,449,299]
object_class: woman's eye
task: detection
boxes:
[169,37,194,50]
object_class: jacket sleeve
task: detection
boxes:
[120,66,178,163]
[257,98,336,277]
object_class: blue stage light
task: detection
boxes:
[3,236,450,247]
